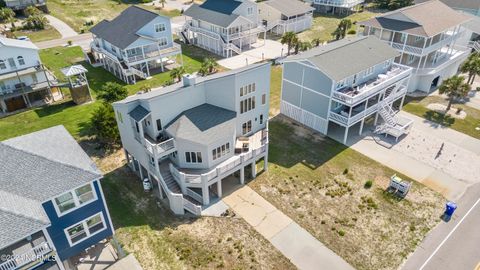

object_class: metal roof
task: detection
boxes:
[287,36,399,81]
[90,6,160,49]
[166,104,236,145]
[128,105,151,122]
[0,37,38,50]
[184,3,243,28]
[60,64,88,77]
[263,0,314,17]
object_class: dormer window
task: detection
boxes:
[17,56,25,66]
[155,23,166,33]
[0,60,5,70]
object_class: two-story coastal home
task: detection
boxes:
[0,126,114,270]
[90,6,182,84]
[181,0,266,58]
[258,0,314,35]
[4,0,47,11]
[281,36,414,144]
[359,0,473,93]
[0,37,59,115]
[304,0,364,13]
[113,63,270,215]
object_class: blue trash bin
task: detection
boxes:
[445,201,457,216]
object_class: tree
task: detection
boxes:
[281,31,298,55]
[97,82,128,103]
[0,8,14,23]
[334,19,352,40]
[170,66,186,82]
[90,103,121,145]
[299,41,312,52]
[311,38,322,47]
[387,0,414,10]
[24,6,41,17]
[438,75,471,112]
[159,0,167,8]
[199,57,218,76]
[460,53,480,85]
[23,14,48,30]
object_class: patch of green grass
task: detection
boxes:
[269,66,282,116]
[47,0,181,32]
[12,27,62,42]
[298,10,382,42]
[403,96,480,140]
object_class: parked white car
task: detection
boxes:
[143,178,152,192]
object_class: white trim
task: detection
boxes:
[52,182,98,218]
[282,78,331,99]
[96,179,115,235]
[63,212,107,247]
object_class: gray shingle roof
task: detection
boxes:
[0,126,102,248]
[0,211,49,249]
[129,105,151,122]
[263,0,314,17]
[415,0,480,11]
[90,6,160,49]
[166,104,236,145]
[287,36,399,81]
[184,3,242,28]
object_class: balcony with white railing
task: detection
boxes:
[125,43,182,64]
[312,0,364,8]
[145,135,177,158]
[169,129,268,189]
[332,64,412,106]
[0,239,52,270]
[414,48,470,76]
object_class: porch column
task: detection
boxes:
[343,126,349,145]
[217,180,223,198]
[158,178,165,199]
[139,165,144,180]
[359,118,365,135]
[240,166,245,185]
[399,95,406,110]
[146,61,151,77]
[202,185,210,205]
[251,161,256,178]
[263,145,268,172]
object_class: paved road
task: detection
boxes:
[45,15,77,38]
[402,183,480,270]
[222,181,354,270]
[35,33,93,50]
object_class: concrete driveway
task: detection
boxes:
[45,15,77,38]
[345,111,480,201]
[222,179,354,270]
[218,39,287,70]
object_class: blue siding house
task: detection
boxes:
[0,126,114,270]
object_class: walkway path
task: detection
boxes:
[45,15,77,38]
[347,111,480,201]
[35,33,92,50]
[222,184,354,270]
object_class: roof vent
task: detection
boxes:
[182,74,197,87]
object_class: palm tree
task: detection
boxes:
[311,38,322,47]
[0,7,15,23]
[159,0,167,8]
[281,31,298,55]
[334,19,352,40]
[299,41,312,52]
[170,66,186,82]
[200,57,218,75]
[438,75,471,112]
[460,53,480,85]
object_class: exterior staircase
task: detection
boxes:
[469,40,480,52]
[159,164,182,194]
[378,102,397,126]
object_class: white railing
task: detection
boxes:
[0,242,51,270]
[415,49,469,75]
[126,44,182,63]
[156,173,184,215]
[145,138,176,157]
[312,0,363,8]
[386,30,464,56]
[183,198,202,215]
[332,64,412,105]
[228,25,265,40]
[186,188,203,204]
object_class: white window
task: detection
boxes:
[158,37,168,47]
[65,213,106,246]
[407,54,415,64]
[185,152,202,163]
[53,183,97,216]
[242,120,252,135]
[365,66,374,76]
[155,23,166,33]
[212,143,230,160]
[240,96,255,114]
[247,7,254,15]
[17,56,25,66]
[262,94,266,105]
[0,60,5,69]
[240,83,255,97]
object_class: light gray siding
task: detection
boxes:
[281,80,302,107]
[301,89,330,119]
[302,65,332,96]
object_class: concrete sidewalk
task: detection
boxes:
[45,15,77,38]
[222,185,354,270]
[348,111,480,201]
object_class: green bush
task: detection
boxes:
[364,180,373,189]
[338,230,345,236]
[347,29,356,35]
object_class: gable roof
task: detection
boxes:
[262,0,314,17]
[166,103,236,145]
[200,0,243,14]
[0,126,102,248]
[129,105,151,122]
[360,0,472,37]
[90,6,160,49]
[184,3,243,28]
[286,36,399,81]
[0,37,38,50]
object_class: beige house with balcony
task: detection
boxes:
[359,0,474,93]
[89,6,182,84]
[113,63,270,215]
[258,0,314,35]
[281,36,414,144]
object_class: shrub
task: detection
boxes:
[364,180,373,189]
[343,168,349,175]
[338,230,345,236]
[67,40,73,46]
[456,107,463,115]
[347,29,356,35]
